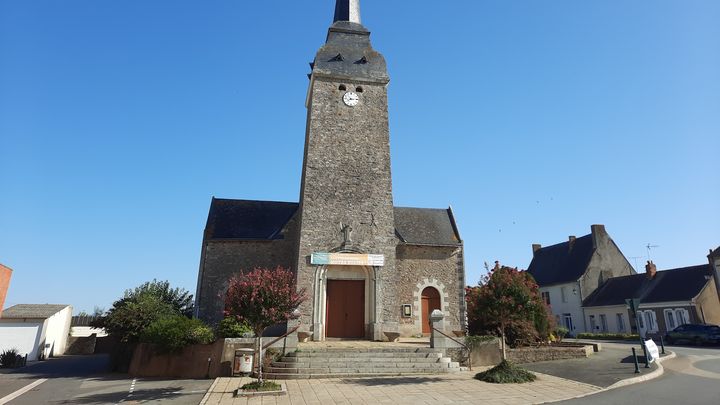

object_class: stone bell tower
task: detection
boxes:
[295,0,398,341]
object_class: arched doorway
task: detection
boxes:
[421,287,441,334]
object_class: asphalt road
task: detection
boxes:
[556,343,720,405]
[0,355,212,405]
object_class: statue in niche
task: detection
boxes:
[339,222,353,245]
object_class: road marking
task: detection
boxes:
[117,378,137,404]
[0,378,48,405]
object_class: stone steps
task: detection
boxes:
[263,347,460,380]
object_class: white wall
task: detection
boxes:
[0,321,44,360]
[70,326,108,337]
[43,306,72,357]
[584,306,630,334]
[541,282,586,334]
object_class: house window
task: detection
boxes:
[589,315,597,331]
[616,313,625,332]
[561,287,567,303]
[637,312,645,329]
[675,309,689,325]
[600,314,608,333]
[541,291,551,305]
[643,311,657,333]
[664,309,676,331]
[563,313,574,331]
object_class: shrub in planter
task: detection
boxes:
[555,327,569,343]
[0,349,20,368]
[141,316,214,353]
[216,317,253,338]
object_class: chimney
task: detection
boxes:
[591,224,606,249]
[532,244,542,256]
[645,260,657,279]
[568,236,577,251]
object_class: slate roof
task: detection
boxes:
[710,246,720,258]
[204,199,461,246]
[583,264,712,307]
[1,304,69,319]
[205,198,299,240]
[527,234,595,286]
[394,207,461,246]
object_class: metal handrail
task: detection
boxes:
[432,327,472,371]
[262,324,301,350]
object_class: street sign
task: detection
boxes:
[625,298,641,315]
[644,339,659,363]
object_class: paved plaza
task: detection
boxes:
[200,371,601,405]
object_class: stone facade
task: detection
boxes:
[396,245,465,335]
[195,213,299,325]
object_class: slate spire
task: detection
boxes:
[334,0,361,24]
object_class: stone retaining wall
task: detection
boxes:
[508,345,594,364]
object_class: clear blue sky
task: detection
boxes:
[1,1,718,314]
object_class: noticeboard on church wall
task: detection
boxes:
[311,252,385,267]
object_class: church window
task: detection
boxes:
[356,86,364,93]
[339,84,347,91]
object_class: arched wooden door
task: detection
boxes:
[421,287,441,334]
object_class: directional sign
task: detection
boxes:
[625,298,641,315]
[644,339,659,363]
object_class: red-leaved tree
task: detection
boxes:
[224,267,306,382]
[466,262,548,360]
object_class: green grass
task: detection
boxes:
[240,381,282,392]
[474,360,537,384]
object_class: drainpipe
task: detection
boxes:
[578,281,588,333]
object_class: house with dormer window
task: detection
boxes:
[527,225,636,334]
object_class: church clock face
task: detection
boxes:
[343,91,360,107]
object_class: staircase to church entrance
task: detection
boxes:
[263,341,461,380]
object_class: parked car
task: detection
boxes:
[664,324,720,345]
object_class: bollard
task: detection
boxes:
[632,347,640,374]
[660,335,666,355]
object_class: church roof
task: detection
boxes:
[394,207,461,246]
[205,198,298,240]
[583,264,712,307]
[527,234,595,286]
[204,199,461,246]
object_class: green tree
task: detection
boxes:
[141,315,214,353]
[95,279,194,343]
[224,267,306,383]
[466,262,549,359]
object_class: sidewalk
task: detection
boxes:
[200,371,600,405]
[200,341,671,405]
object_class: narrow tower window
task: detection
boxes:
[339,85,347,91]
[356,86,364,93]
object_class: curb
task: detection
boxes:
[604,350,676,390]
[541,350,676,404]
[198,377,220,405]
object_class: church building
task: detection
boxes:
[195,0,467,341]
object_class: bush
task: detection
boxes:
[0,349,20,368]
[141,316,214,353]
[555,327,569,342]
[216,317,253,338]
[576,333,639,341]
[475,360,537,384]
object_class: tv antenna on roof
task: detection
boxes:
[646,244,659,260]
[629,256,644,270]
